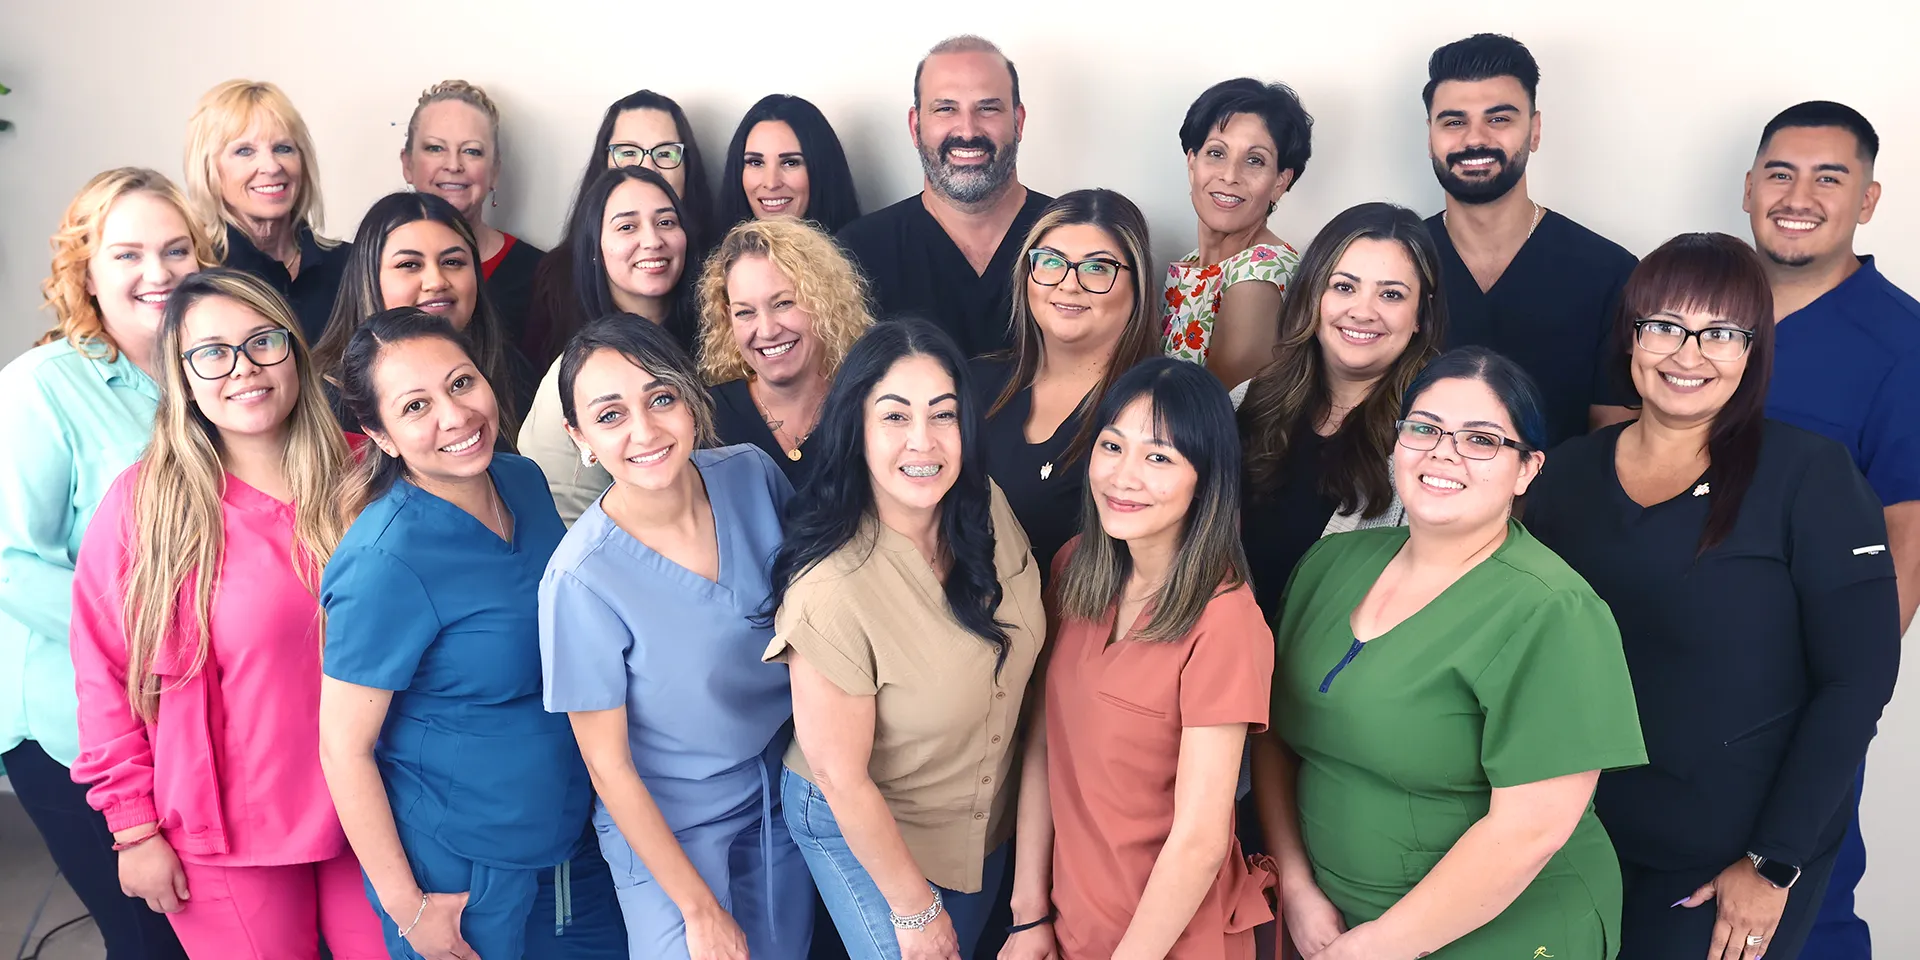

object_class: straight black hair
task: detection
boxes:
[759,319,1011,664]
[1178,78,1314,187]
[716,95,862,235]
[1401,346,1549,454]
[334,308,487,519]
[567,166,700,354]
[565,90,713,257]
[1758,100,1880,165]
[1423,33,1541,111]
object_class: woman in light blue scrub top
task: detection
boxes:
[316,307,624,960]
[540,313,815,960]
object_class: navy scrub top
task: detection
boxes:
[322,452,591,870]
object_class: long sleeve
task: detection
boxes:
[0,369,85,642]
[67,470,160,831]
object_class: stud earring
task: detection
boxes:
[579,447,597,466]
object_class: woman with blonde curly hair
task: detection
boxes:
[0,167,212,960]
[184,79,349,343]
[70,268,385,958]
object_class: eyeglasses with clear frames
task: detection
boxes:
[182,329,293,380]
[607,141,686,170]
[1394,419,1532,460]
[1632,319,1754,362]
[1027,249,1130,294]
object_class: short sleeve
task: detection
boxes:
[321,546,442,690]
[764,593,878,697]
[1178,588,1274,732]
[1789,438,1898,595]
[539,570,633,713]
[1859,352,1920,505]
[1474,590,1647,788]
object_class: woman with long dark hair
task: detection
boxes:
[761,320,1045,960]
[1525,234,1899,960]
[716,95,861,235]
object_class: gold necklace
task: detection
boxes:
[751,382,818,461]
[1444,201,1544,239]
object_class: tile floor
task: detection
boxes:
[0,781,107,960]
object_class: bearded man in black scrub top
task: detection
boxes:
[836,35,1053,358]
[1421,33,1638,448]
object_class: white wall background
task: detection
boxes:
[2,0,1917,946]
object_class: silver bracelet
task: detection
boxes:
[890,884,944,930]
[398,894,430,938]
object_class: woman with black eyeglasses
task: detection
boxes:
[1524,234,1898,960]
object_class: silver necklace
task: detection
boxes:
[488,480,508,539]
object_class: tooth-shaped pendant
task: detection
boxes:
[1040,462,1053,480]
[1692,483,1710,497]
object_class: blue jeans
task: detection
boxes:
[782,769,1009,960]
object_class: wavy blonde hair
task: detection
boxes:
[697,218,873,384]
[37,168,214,358]
[120,268,351,722]
[183,80,332,260]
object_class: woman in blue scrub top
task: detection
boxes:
[315,307,624,960]
[540,313,815,960]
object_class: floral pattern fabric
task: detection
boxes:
[1161,241,1302,363]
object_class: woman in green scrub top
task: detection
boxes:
[1252,347,1646,960]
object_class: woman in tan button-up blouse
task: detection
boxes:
[762,319,1046,960]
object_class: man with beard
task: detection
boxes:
[1745,100,1919,960]
[1421,33,1637,448]
[836,35,1052,358]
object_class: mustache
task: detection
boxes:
[936,135,996,163]
[1765,205,1825,223]
[1445,147,1508,167]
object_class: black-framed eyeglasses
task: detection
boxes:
[181,330,293,380]
[607,141,686,169]
[1395,419,1532,460]
[1027,249,1130,294]
[1632,319,1754,362]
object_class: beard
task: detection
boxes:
[1758,242,1817,268]
[1431,146,1529,205]
[917,130,1019,205]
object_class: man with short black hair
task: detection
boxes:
[1421,33,1638,449]
[1746,99,1919,960]
[837,35,1052,358]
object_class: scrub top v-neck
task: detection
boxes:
[322,452,590,869]
[1272,521,1646,958]
[710,379,819,491]
[970,356,1088,576]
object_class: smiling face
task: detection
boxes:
[1744,125,1880,270]
[742,120,811,220]
[1089,395,1199,554]
[1628,307,1751,428]
[912,50,1024,205]
[601,178,688,309]
[728,254,822,388]
[864,353,963,521]
[365,335,499,487]
[1426,77,1539,205]
[87,191,201,352]
[401,100,497,222]
[178,295,299,443]
[215,113,303,225]
[379,220,479,330]
[608,107,688,199]
[1316,238,1422,385]
[564,347,697,495]
[1186,112,1293,234]
[1393,376,1540,531]
[1027,222,1134,352]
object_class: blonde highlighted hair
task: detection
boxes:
[405,79,501,154]
[183,80,331,259]
[37,168,215,357]
[120,268,352,722]
[696,218,874,385]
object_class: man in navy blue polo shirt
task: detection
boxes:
[1746,100,1920,960]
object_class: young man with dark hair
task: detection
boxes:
[1421,33,1638,449]
[1746,99,1919,960]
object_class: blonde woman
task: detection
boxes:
[184,79,349,343]
[0,168,211,960]
[70,269,384,958]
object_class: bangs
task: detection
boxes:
[1623,234,1773,330]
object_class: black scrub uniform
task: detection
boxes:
[968,356,1088,579]
[1240,420,1344,623]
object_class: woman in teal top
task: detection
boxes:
[1252,348,1647,960]
[0,168,210,960]
[316,308,623,960]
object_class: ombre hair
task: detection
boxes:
[1613,233,1776,553]
[1240,202,1447,517]
[1057,358,1248,642]
[182,80,332,259]
[122,268,351,721]
[558,313,717,446]
[995,189,1160,467]
[696,218,873,385]
[38,168,215,357]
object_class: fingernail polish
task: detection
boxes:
[1670,898,1687,908]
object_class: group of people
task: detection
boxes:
[0,26,1913,960]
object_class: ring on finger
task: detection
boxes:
[1746,934,1767,947]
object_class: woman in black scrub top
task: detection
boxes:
[971,189,1160,577]
[1236,202,1446,621]
[1524,233,1900,960]
[695,217,874,490]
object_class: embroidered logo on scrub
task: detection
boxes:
[1854,544,1887,555]
[1691,483,1710,497]
[1532,949,1556,959]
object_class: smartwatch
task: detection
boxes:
[1747,852,1802,889]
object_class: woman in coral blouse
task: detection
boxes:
[69,269,382,958]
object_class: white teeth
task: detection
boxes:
[1420,475,1465,490]
[637,258,668,269]
[439,430,482,453]
[1775,218,1819,231]
[629,448,670,465]
[229,388,268,401]
[1052,303,1087,313]
[1339,327,1382,342]
[901,464,940,478]
[254,184,287,194]
[950,148,986,159]
[136,293,169,304]
[757,341,796,358]
[1210,192,1244,205]
[758,197,792,209]
[1460,157,1496,166]
[1662,373,1707,387]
